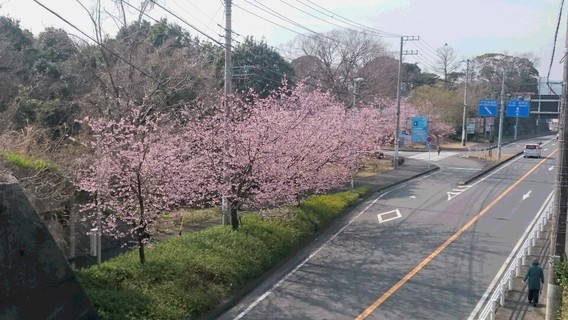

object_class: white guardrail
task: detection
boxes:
[477,193,553,320]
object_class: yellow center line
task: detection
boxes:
[355,151,555,319]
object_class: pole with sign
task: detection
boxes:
[426,136,432,169]
[506,100,530,140]
[478,99,498,117]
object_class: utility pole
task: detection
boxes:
[350,77,364,189]
[514,111,519,141]
[394,36,419,169]
[461,59,470,146]
[94,142,102,265]
[68,201,76,271]
[497,69,505,161]
[222,0,232,225]
[97,212,101,264]
[546,10,568,319]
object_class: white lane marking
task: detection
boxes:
[233,170,441,319]
[447,185,471,201]
[522,190,532,200]
[462,153,523,189]
[467,191,554,320]
[409,152,458,161]
[446,152,527,202]
[377,209,402,223]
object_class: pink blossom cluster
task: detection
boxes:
[75,86,454,250]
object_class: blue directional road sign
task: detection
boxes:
[506,100,530,118]
[411,116,429,143]
[478,99,498,117]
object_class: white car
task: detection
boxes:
[523,143,541,158]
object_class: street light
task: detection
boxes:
[461,60,470,146]
[350,77,364,190]
[497,69,506,161]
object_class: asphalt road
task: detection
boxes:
[219,137,558,320]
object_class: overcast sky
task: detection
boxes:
[1,0,566,80]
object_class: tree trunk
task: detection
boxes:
[138,237,145,264]
[68,201,76,271]
[230,205,239,231]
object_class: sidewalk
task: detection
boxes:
[493,225,550,320]
[358,141,516,190]
[354,157,439,191]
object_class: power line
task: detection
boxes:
[547,0,565,85]
[412,42,439,68]
[214,3,314,58]
[412,42,438,61]
[238,0,338,45]
[231,32,303,60]
[301,0,400,38]
[170,0,224,41]
[150,0,225,46]
[411,55,438,73]
[280,0,373,36]
[417,37,440,54]
[121,0,224,53]
[231,1,314,44]
[33,0,165,88]
[235,63,355,97]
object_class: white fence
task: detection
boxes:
[477,193,553,320]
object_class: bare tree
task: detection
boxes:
[434,44,462,88]
[73,1,218,118]
[359,55,399,100]
[74,0,161,116]
[288,29,393,103]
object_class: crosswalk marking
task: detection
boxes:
[408,152,458,161]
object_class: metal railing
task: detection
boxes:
[477,193,553,320]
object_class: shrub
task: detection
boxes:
[77,187,370,319]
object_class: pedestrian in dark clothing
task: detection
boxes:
[524,259,545,307]
[437,145,442,156]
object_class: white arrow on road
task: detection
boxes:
[522,190,532,200]
[549,166,555,171]
[377,209,402,223]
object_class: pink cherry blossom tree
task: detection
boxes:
[75,106,206,264]
[187,85,387,230]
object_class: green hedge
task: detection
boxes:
[76,186,370,320]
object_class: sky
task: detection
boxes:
[1,0,566,82]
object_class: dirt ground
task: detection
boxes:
[356,158,393,177]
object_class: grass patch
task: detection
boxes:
[77,186,371,320]
[1,151,58,172]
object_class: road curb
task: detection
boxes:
[460,151,523,185]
